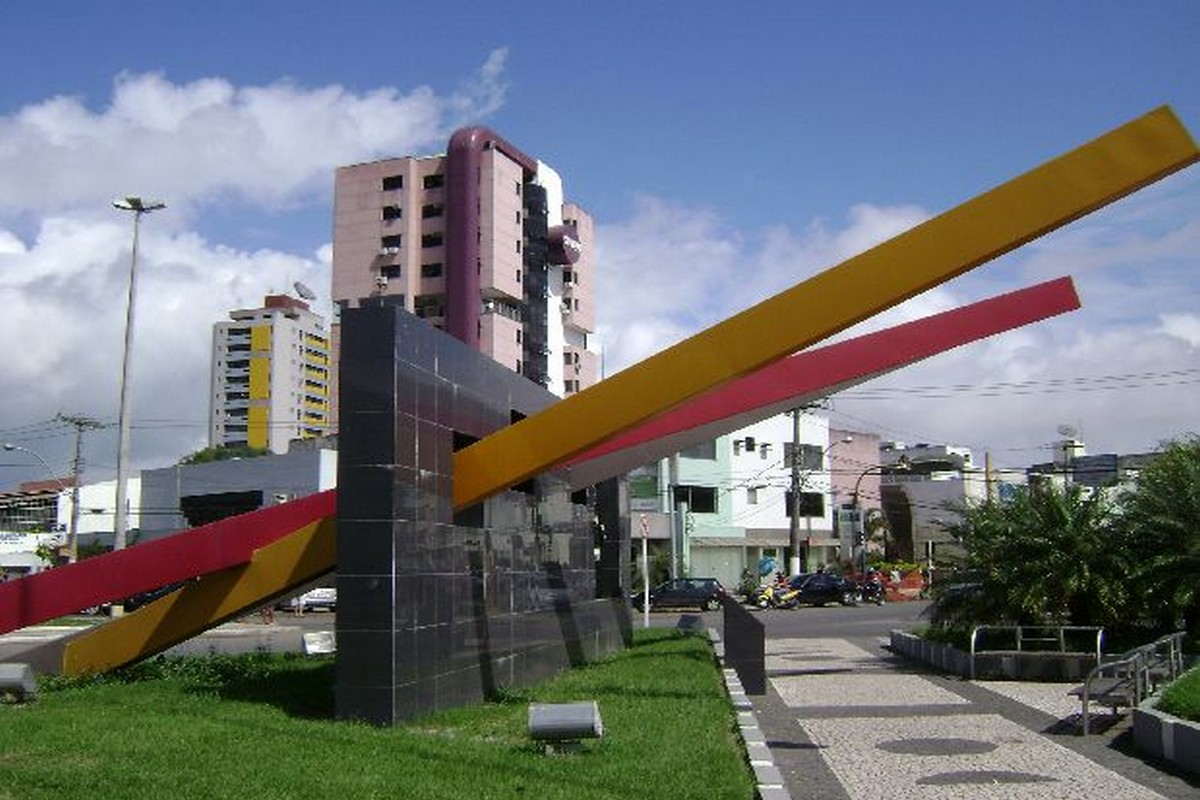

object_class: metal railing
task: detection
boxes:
[969,625,1105,679]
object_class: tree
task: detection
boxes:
[929,481,1127,631]
[1117,436,1200,634]
[178,444,269,465]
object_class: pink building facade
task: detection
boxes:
[330,127,597,430]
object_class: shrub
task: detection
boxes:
[1157,666,1200,723]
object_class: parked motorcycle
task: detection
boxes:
[748,575,789,609]
[858,574,886,605]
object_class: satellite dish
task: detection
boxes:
[1056,424,1077,439]
[293,281,318,301]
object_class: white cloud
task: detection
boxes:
[0,216,328,472]
[596,176,1200,468]
[1158,312,1200,347]
[0,49,509,219]
[595,197,932,375]
[0,53,508,486]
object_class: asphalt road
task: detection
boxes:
[638,597,932,642]
[748,598,931,640]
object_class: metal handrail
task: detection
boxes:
[969,625,1105,679]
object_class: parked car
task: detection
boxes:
[278,587,337,612]
[780,572,859,607]
[631,577,727,612]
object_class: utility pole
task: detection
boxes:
[56,413,104,562]
[788,407,804,576]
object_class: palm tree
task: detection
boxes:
[1118,436,1200,634]
[930,480,1127,631]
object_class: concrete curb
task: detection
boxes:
[709,627,793,800]
[889,629,972,676]
[1133,695,1200,777]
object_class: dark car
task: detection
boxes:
[783,572,859,607]
[632,577,727,612]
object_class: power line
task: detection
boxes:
[838,367,1200,401]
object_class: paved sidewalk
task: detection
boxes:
[750,635,1200,799]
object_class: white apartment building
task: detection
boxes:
[209,294,331,454]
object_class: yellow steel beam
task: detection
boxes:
[62,515,335,676]
[453,106,1198,509]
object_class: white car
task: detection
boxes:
[279,587,337,612]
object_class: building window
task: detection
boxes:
[381,205,402,221]
[515,240,521,254]
[414,294,444,319]
[785,443,824,470]
[747,487,759,505]
[515,210,522,224]
[515,268,522,283]
[380,234,402,252]
[681,440,717,460]
[516,329,523,344]
[421,203,444,219]
[381,264,401,279]
[423,174,445,189]
[515,181,521,195]
[786,491,825,518]
[421,233,444,248]
[421,262,443,278]
[673,485,717,514]
[381,175,403,191]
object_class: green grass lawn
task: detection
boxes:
[0,629,755,800]
[1157,665,1200,723]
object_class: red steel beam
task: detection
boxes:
[566,277,1081,488]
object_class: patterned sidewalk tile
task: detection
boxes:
[799,712,1167,800]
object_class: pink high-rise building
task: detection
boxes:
[330,127,597,430]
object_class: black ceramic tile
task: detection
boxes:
[414,418,443,474]
[414,368,438,421]
[338,304,631,725]
[338,685,396,727]
[339,411,396,466]
[338,465,396,521]
[335,574,394,631]
[393,412,418,467]
[335,521,394,577]
[335,630,394,687]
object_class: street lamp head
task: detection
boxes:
[113,197,166,213]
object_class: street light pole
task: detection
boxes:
[851,456,909,575]
[112,197,165,557]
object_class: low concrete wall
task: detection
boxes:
[889,630,1097,680]
[889,630,971,677]
[1133,697,1200,777]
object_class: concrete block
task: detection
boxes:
[0,663,37,702]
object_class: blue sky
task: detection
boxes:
[0,1,1197,488]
